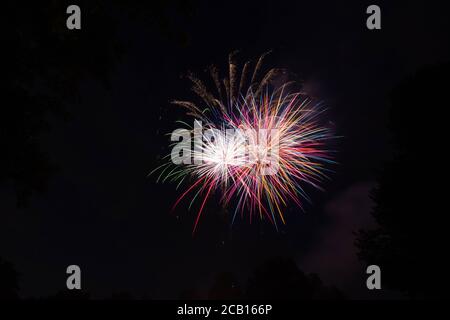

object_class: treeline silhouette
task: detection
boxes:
[0,256,343,300]
[182,257,344,300]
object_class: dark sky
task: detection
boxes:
[2,0,449,299]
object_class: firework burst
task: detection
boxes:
[152,52,335,233]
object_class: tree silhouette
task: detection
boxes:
[208,272,243,299]
[245,257,344,299]
[179,287,202,300]
[4,1,192,206]
[4,2,123,206]
[356,63,450,298]
[0,257,19,299]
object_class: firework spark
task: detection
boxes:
[152,52,335,233]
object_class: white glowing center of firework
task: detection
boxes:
[186,129,279,190]
[202,130,248,169]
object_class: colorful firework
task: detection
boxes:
[152,52,335,233]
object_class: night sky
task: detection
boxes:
[2,0,449,299]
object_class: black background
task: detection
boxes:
[2,0,450,300]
